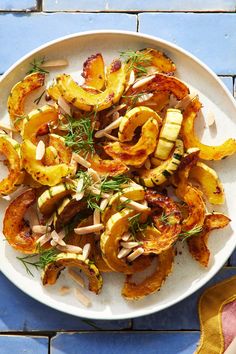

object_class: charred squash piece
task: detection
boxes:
[21,139,69,186]
[82,53,105,91]
[139,48,176,74]
[8,72,45,131]
[187,213,230,267]
[87,153,128,176]
[48,134,72,164]
[100,208,151,274]
[0,134,25,195]
[134,92,170,113]
[104,118,159,167]
[3,189,41,254]
[42,253,103,294]
[143,190,182,254]
[181,96,236,160]
[122,247,174,300]
[22,105,58,143]
[54,59,126,112]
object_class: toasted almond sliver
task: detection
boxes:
[89,187,110,199]
[94,116,122,138]
[100,198,109,211]
[127,247,144,262]
[32,225,51,234]
[36,140,45,160]
[87,168,101,183]
[58,96,71,115]
[120,241,140,249]
[57,244,83,254]
[82,243,91,260]
[36,233,52,246]
[121,232,131,241]
[51,230,66,246]
[120,196,150,212]
[59,286,71,295]
[144,158,151,170]
[117,247,132,259]
[137,93,154,103]
[106,104,126,118]
[74,288,91,307]
[50,239,57,247]
[72,153,91,168]
[76,178,84,193]
[128,70,135,86]
[103,132,119,141]
[75,190,84,201]
[0,123,17,132]
[93,208,100,225]
[74,224,104,235]
[68,268,85,288]
[205,111,215,127]
[132,75,155,89]
[41,59,69,68]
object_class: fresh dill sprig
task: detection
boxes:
[179,225,203,242]
[128,213,151,237]
[17,248,58,277]
[13,114,28,126]
[120,49,152,76]
[64,115,95,157]
[159,212,176,226]
[33,90,45,105]
[26,58,49,75]
[116,197,132,212]
[122,93,146,108]
[75,170,93,191]
[100,175,130,194]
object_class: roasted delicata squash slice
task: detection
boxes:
[189,162,224,205]
[100,208,151,274]
[42,253,103,294]
[21,139,69,186]
[87,153,128,176]
[48,134,72,164]
[137,139,184,187]
[139,48,176,74]
[104,118,159,167]
[53,196,86,231]
[142,190,182,253]
[0,134,25,195]
[82,53,105,91]
[154,108,183,160]
[118,106,161,142]
[43,146,59,166]
[122,248,174,300]
[3,189,42,254]
[38,181,76,215]
[135,91,170,112]
[102,185,145,224]
[181,96,236,160]
[187,213,230,267]
[8,72,45,131]
[22,105,58,143]
[53,59,126,112]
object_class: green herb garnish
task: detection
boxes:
[13,114,28,126]
[33,90,45,105]
[120,49,152,76]
[128,213,152,237]
[179,225,203,242]
[26,58,49,75]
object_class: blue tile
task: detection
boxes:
[0,336,48,354]
[139,13,236,75]
[51,332,199,354]
[133,267,236,330]
[229,251,236,265]
[43,0,236,12]
[0,0,37,10]
[0,13,137,73]
[219,76,233,94]
[0,272,130,331]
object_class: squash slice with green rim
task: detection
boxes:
[102,184,145,224]
[82,53,105,91]
[181,96,236,160]
[122,247,174,300]
[21,139,69,186]
[22,105,58,143]
[0,134,25,195]
[8,72,45,131]
[118,106,161,142]
[104,118,159,167]
[137,139,184,187]
[100,208,151,274]
[54,59,126,112]
[187,213,230,267]
[42,253,103,294]
[38,181,76,215]
[189,161,224,205]
[3,189,42,254]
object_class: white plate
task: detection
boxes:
[0,30,236,320]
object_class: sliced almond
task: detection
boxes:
[87,168,101,183]
[120,241,140,249]
[132,75,155,89]
[111,111,120,121]
[74,288,91,307]
[205,110,215,127]
[41,59,69,68]
[117,247,132,259]
[105,104,126,118]
[93,208,100,225]
[127,247,144,262]
[59,286,71,295]
[128,70,135,86]
[72,153,91,169]
[68,268,85,288]
[137,93,154,103]
[74,178,85,201]
[51,230,66,246]
[82,243,91,260]
[103,132,119,141]
[144,158,151,170]
[58,96,71,115]
[120,196,150,212]
[35,140,45,160]
[89,187,110,199]
[100,198,109,211]
[50,239,57,247]
[121,232,131,241]
[56,244,82,254]
[32,225,51,234]
[74,224,104,235]
[94,116,122,138]
[36,233,52,246]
